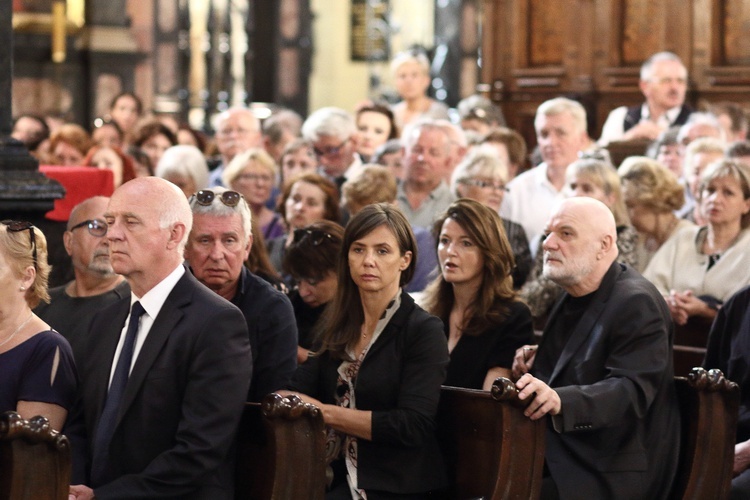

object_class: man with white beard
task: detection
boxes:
[35,196,129,362]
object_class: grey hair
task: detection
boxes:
[640,52,685,81]
[188,186,253,245]
[535,97,587,135]
[450,145,509,198]
[215,107,260,134]
[155,145,210,192]
[677,112,725,144]
[301,107,356,142]
[401,119,452,152]
[390,50,430,75]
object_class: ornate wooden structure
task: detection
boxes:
[0,412,71,500]
[439,377,546,499]
[480,0,750,149]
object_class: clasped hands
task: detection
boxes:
[511,345,561,420]
[665,289,715,326]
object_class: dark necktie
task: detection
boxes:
[90,301,146,486]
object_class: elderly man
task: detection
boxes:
[34,196,129,362]
[185,187,297,401]
[69,177,252,499]
[209,107,262,187]
[397,119,456,229]
[599,51,692,145]
[512,197,680,500]
[500,97,588,258]
[301,106,361,187]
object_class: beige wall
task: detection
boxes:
[308,0,434,114]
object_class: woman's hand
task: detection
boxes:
[669,290,718,323]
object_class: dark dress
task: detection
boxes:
[0,330,78,413]
[443,300,534,390]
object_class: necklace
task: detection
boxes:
[0,312,34,350]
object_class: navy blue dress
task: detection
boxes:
[0,330,78,413]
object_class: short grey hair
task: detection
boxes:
[215,107,260,134]
[155,145,210,192]
[301,107,356,142]
[188,186,252,245]
[677,112,725,144]
[535,97,587,135]
[401,119,451,152]
[640,51,685,81]
[450,146,509,197]
[390,50,430,75]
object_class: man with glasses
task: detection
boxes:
[185,187,298,402]
[209,107,263,187]
[302,106,362,189]
[35,196,129,362]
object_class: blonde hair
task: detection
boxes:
[341,164,398,213]
[618,156,685,213]
[0,224,50,307]
[222,147,278,188]
[566,159,630,226]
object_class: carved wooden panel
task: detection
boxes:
[528,0,564,67]
[723,1,750,65]
[621,0,662,64]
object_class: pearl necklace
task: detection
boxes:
[0,312,34,350]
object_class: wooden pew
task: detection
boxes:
[438,378,546,500]
[673,315,714,377]
[235,393,326,500]
[0,411,71,500]
[671,367,739,500]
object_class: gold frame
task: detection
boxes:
[12,0,85,33]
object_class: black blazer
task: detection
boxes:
[76,269,252,499]
[289,291,449,495]
[534,263,681,500]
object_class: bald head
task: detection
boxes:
[68,196,110,230]
[106,177,192,296]
[541,197,618,296]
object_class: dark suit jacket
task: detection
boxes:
[289,291,449,495]
[533,263,680,500]
[76,268,252,499]
[230,266,297,402]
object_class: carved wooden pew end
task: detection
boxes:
[0,411,71,500]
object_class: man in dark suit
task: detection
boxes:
[185,187,297,402]
[69,177,252,499]
[512,197,680,500]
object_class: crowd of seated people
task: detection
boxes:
[8,45,750,499]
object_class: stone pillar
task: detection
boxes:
[0,0,64,216]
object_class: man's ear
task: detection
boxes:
[601,234,614,253]
[63,231,74,257]
[167,223,187,250]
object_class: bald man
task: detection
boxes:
[512,198,680,500]
[70,178,252,499]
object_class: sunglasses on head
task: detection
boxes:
[2,220,37,270]
[293,228,335,246]
[191,190,243,208]
[70,219,108,237]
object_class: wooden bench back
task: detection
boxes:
[438,378,546,499]
[0,412,71,500]
[235,394,326,500]
[671,367,739,500]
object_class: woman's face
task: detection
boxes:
[163,173,196,198]
[701,175,750,228]
[348,224,411,295]
[141,134,172,171]
[282,147,317,182]
[92,124,122,149]
[456,174,506,212]
[393,60,431,101]
[110,95,140,133]
[177,129,199,148]
[437,218,484,288]
[656,144,683,178]
[91,147,125,187]
[284,181,327,230]
[296,271,338,308]
[567,175,614,208]
[54,141,85,166]
[378,151,404,180]
[357,111,392,157]
[687,152,723,199]
[231,161,274,207]
[625,199,657,235]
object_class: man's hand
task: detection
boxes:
[515,373,561,420]
[734,440,750,476]
[512,344,537,380]
[621,121,663,141]
[69,484,95,500]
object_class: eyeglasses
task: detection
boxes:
[70,219,108,237]
[460,179,508,192]
[2,220,37,270]
[312,140,347,157]
[236,173,273,184]
[191,190,243,207]
[293,228,335,246]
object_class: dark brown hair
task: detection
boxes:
[276,172,341,225]
[283,220,345,281]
